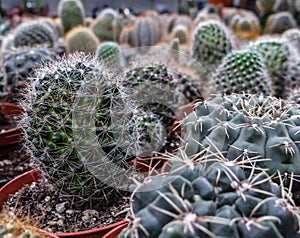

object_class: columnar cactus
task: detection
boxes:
[13,20,55,48]
[183,93,300,175]
[191,20,235,72]
[2,47,55,101]
[264,12,298,35]
[249,38,299,98]
[96,41,123,69]
[20,53,162,208]
[65,26,99,54]
[58,0,85,34]
[90,8,122,42]
[213,49,271,95]
[120,156,300,238]
[132,17,159,51]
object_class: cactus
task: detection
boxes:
[249,38,298,98]
[13,20,55,48]
[264,12,298,35]
[20,52,164,208]
[256,0,280,14]
[119,26,133,46]
[58,0,85,34]
[166,14,192,35]
[170,24,189,44]
[132,17,159,51]
[183,93,300,175]
[213,49,271,95]
[91,8,122,42]
[65,26,99,54]
[283,28,300,52]
[120,155,300,238]
[96,41,123,69]
[2,47,55,102]
[191,20,235,72]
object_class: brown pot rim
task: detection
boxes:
[102,221,129,238]
[0,169,128,237]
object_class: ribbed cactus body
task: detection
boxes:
[58,0,85,34]
[183,93,300,175]
[65,26,99,54]
[119,26,133,46]
[96,41,123,69]
[21,53,160,208]
[249,38,298,98]
[192,20,235,72]
[91,8,122,42]
[132,17,159,50]
[264,11,298,35]
[121,158,299,238]
[13,21,55,48]
[3,47,55,100]
[170,24,189,44]
[213,50,271,95]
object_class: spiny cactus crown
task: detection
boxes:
[120,154,299,238]
[20,52,163,209]
[213,49,271,95]
[183,93,300,176]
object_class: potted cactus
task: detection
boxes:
[0,52,169,237]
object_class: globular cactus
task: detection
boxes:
[264,11,298,35]
[2,47,55,102]
[166,14,192,36]
[170,24,189,44]
[90,8,122,42]
[183,93,300,175]
[191,20,235,72]
[256,0,280,14]
[13,20,55,48]
[131,17,159,51]
[213,49,271,95]
[20,53,162,209]
[58,0,85,34]
[193,6,222,27]
[119,26,133,46]
[249,38,298,98]
[120,155,300,238]
[65,26,99,54]
[283,28,300,52]
[96,41,123,69]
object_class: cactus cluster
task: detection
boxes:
[213,49,271,95]
[183,93,300,175]
[120,156,300,238]
[192,20,235,72]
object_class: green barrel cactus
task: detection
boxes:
[183,93,300,175]
[3,47,55,101]
[20,52,164,209]
[90,8,122,42]
[120,156,299,238]
[192,20,235,72]
[132,17,159,51]
[213,49,271,95]
[65,26,99,54]
[13,20,55,48]
[264,11,298,35]
[58,0,85,34]
[249,38,298,98]
[96,41,123,69]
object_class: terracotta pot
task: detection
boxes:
[0,169,128,238]
[0,102,24,148]
[102,221,128,238]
